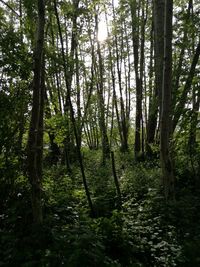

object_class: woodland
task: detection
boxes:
[0,0,200,266]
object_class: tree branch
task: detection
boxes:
[0,0,20,17]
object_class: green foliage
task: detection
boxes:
[50,219,119,267]
[0,0,200,265]
[45,114,68,147]
[122,190,182,267]
[120,161,161,199]
[174,123,200,182]
[0,25,32,79]
[1,150,200,266]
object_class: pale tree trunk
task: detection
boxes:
[112,1,129,152]
[139,0,146,156]
[105,10,123,150]
[160,0,174,200]
[146,20,155,152]
[130,0,142,158]
[124,22,131,131]
[95,12,110,163]
[49,19,63,114]
[75,47,82,147]
[27,0,45,224]
[154,0,165,117]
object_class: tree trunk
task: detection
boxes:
[172,0,192,110]
[147,0,165,148]
[172,39,200,132]
[105,10,124,150]
[111,151,122,209]
[130,0,142,158]
[160,0,174,200]
[112,1,129,152]
[54,0,95,216]
[95,13,110,163]
[146,19,155,152]
[27,0,45,224]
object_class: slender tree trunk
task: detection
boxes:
[95,13,110,163]
[105,11,123,149]
[139,0,146,155]
[112,1,128,152]
[172,39,200,132]
[130,0,142,158]
[188,85,200,173]
[172,0,192,110]
[75,47,82,147]
[111,151,122,209]
[44,88,61,164]
[27,0,45,224]
[146,19,155,152]
[54,0,95,216]
[49,19,63,114]
[124,23,131,126]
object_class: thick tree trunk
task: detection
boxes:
[147,0,165,148]
[160,0,174,200]
[27,0,45,224]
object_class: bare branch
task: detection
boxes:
[0,0,20,17]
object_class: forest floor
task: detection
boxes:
[0,150,200,266]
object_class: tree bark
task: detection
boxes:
[27,0,45,224]
[160,0,174,200]
[146,19,155,150]
[147,0,165,148]
[130,0,142,158]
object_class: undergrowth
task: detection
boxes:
[0,150,200,266]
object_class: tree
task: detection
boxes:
[53,0,95,216]
[111,0,129,152]
[27,0,45,224]
[95,11,110,163]
[172,39,200,132]
[129,0,145,158]
[147,0,164,149]
[160,0,174,200]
